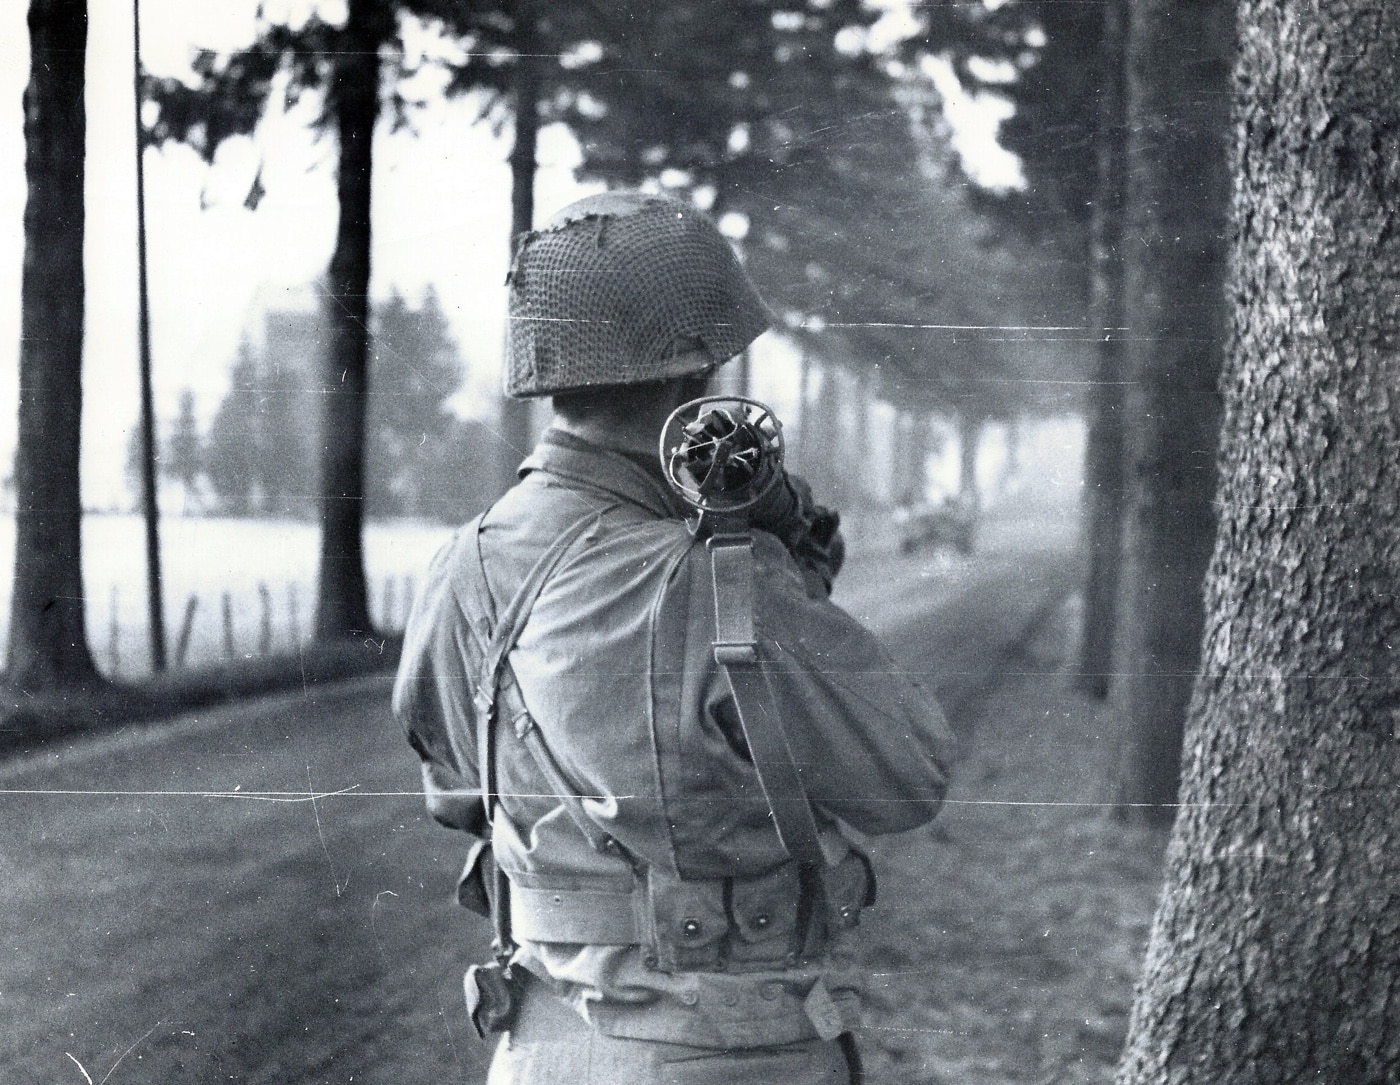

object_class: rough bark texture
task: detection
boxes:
[1117,3,1400,1080]
[1114,0,1231,819]
[497,0,541,495]
[315,0,384,640]
[1075,0,1128,699]
[4,0,100,692]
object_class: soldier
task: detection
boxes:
[394,191,956,1084]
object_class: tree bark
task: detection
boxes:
[1075,0,1128,699]
[314,0,384,640]
[1113,0,1231,819]
[5,0,100,692]
[1118,3,1400,1079]
[497,0,542,495]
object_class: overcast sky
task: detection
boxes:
[0,0,602,508]
[0,0,1016,510]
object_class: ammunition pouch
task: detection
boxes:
[504,846,875,974]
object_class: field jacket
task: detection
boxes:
[393,430,956,1048]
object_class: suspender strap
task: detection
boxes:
[708,533,829,957]
[450,508,607,960]
[707,534,826,871]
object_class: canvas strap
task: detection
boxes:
[707,532,829,952]
[451,508,608,961]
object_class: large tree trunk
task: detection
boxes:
[1117,3,1400,1078]
[4,0,100,692]
[1074,0,1128,699]
[314,0,384,640]
[497,0,542,495]
[1113,0,1231,820]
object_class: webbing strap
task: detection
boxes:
[707,535,825,870]
[450,507,607,960]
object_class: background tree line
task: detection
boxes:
[127,288,494,523]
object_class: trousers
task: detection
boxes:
[486,977,857,1085]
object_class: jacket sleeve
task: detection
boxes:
[749,531,958,835]
[392,536,486,836]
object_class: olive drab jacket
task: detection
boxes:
[393,430,957,1049]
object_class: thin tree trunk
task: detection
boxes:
[5,0,100,692]
[315,0,382,640]
[957,411,983,506]
[812,363,844,507]
[904,411,929,504]
[1113,0,1231,820]
[1075,0,1128,699]
[850,378,869,506]
[498,0,541,494]
[795,349,812,467]
[1118,4,1400,1078]
[132,0,166,672]
[996,414,1021,498]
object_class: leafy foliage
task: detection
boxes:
[198,293,486,522]
[897,1,1111,274]
[141,2,516,157]
[204,337,314,516]
[536,1,1084,417]
[366,287,470,518]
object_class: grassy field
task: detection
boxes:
[0,514,454,676]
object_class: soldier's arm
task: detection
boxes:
[749,532,958,836]
[393,542,485,835]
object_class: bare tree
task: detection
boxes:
[4,0,100,693]
[1118,2,1400,1079]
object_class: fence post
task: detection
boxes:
[222,591,235,663]
[288,583,300,648]
[258,582,273,656]
[174,594,198,669]
[108,585,120,677]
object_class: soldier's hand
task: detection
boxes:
[792,505,845,597]
[749,473,844,596]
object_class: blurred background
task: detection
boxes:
[0,0,1095,676]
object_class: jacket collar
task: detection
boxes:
[520,428,685,520]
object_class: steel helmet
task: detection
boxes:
[503,191,771,398]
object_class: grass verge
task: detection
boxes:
[857,599,1169,1085]
[0,634,404,759]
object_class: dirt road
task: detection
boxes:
[0,506,1075,1085]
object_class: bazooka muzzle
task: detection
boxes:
[503,192,771,398]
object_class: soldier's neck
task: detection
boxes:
[551,415,667,459]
